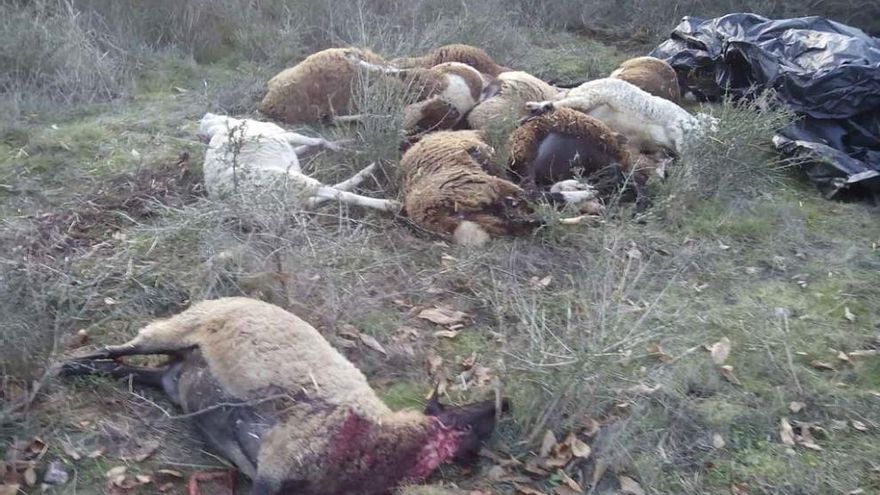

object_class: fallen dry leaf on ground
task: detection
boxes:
[358,333,387,355]
[418,306,469,326]
[529,275,553,290]
[789,401,806,413]
[129,440,160,462]
[780,418,796,446]
[557,470,582,492]
[539,430,557,458]
[843,307,856,322]
[710,337,731,365]
[720,365,741,385]
[647,343,672,362]
[23,467,36,487]
[513,482,547,495]
[712,433,726,449]
[852,421,868,432]
[618,475,646,495]
[434,329,460,339]
[426,353,443,376]
[810,360,836,371]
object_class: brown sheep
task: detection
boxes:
[392,43,508,77]
[467,71,560,132]
[508,107,649,210]
[61,297,509,495]
[258,47,386,125]
[400,130,536,245]
[609,56,680,103]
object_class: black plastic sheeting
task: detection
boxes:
[650,13,880,198]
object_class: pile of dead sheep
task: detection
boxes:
[58,44,722,495]
[201,43,717,246]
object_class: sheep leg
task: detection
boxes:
[330,163,378,191]
[285,132,351,153]
[60,358,169,388]
[305,186,401,212]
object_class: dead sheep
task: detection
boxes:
[353,58,485,134]
[198,113,400,212]
[507,107,647,209]
[400,130,595,246]
[467,71,561,132]
[61,297,509,495]
[610,56,680,103]
[526,78,718,155]
[400,130,532,246]
[258,47,385,125]
[391,43,509,77]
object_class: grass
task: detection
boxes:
[2,1,880,495]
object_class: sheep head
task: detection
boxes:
[423,392,511,465]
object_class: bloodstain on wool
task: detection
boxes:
[406,418,465,481]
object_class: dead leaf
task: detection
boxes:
[106,466,127,478]
[86,447,105,459]
[618,475,646,495]
[471,365,493,387]
[780,418,796,446]
[810,360,836,371]
[627,383,661,395]
[720,365,741,385]
[712,433,726,449]
[129,440,160,462]
[710,337,731,365]
[513,483,547,495]
[557,470,583,492]
[730,483,750,495]
[62,443,81,461]
[418,306,469,326]
[843,307,856,322]
[358,333,387,355]
[591,459,608,488]
[849,350,879,357]
[392,327,420,342]
[581,417,601,438]
[647,343,672,363]
[135,474,152,484]
[852,420,868,432]
[23,467,36,487]
[155,469,183,478]
[539,430,557,458]
[460,352,477,370]
[789,401,805,413]
[337,324,360,340]
[554,487,580,495]
[530,275,553,290]
[837,351,853,364]
[569,436,591,459]
[433,329,460,339]
[426,353,443,376]
[847,489,865,495]
[800,441,823,451]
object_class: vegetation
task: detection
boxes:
[1,1,878,494]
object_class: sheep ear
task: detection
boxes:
[424,385,445,415]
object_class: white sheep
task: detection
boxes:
[198,113,400,212]
[526,78,717,155]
